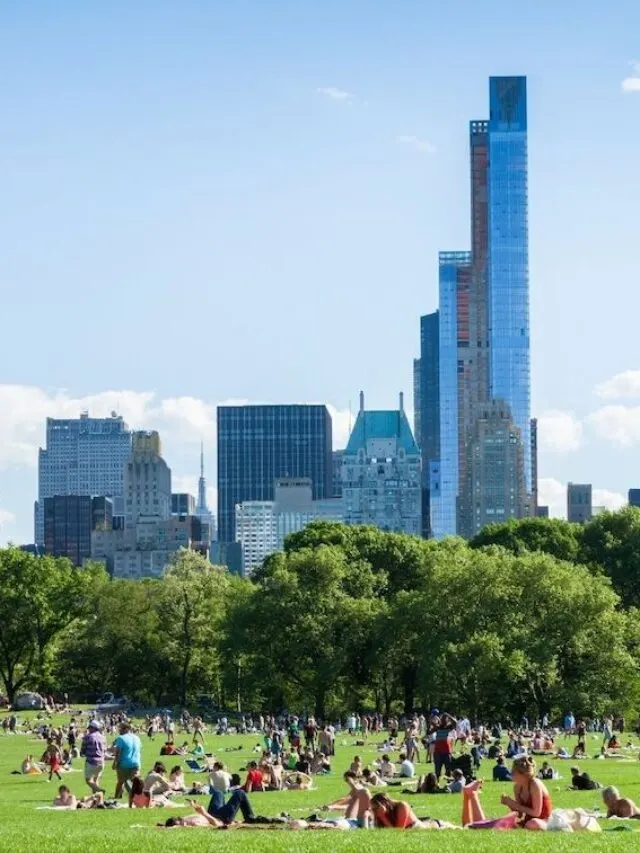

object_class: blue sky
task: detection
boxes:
[2,0,640,542]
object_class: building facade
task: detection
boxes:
[35,412,131,546]
[172,493,196,516]
[629,489,640,508]
[414,311,440,537]
[341,393,421,535]
[44,494,113,566]
[217,404,333,544]
[195,444,215,543]
[427,76,531,539]
[235,478,343,575]
[567,483,592,524]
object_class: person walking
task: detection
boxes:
[113,722,142,799]
[80,720,106,794]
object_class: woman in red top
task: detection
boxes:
[370,793,421,828]
[243,761,265,793]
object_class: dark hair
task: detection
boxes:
[154,762,166,773]
[130,776,145,795]
[230,773,241,787]
[423,772,438,793]
[165,817,181,827]
[170,765,181,774]
[344,770,357,780]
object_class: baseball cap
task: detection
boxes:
[88,720,102,730]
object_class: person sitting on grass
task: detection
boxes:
[538,761,554,781]
[243,760,265,793]
[568,766,599,790]
[284,771,313,791]
[21,754,42,775]
[463,758,552,830]
[416,772,448,794]
[169,766,187,792]
[129,776,151,808]
[446,768,465,793]
[608,734,621,751]
[398,753,415,778]
[325,771,372,827]
[493,755,512,782]
[143,762,173,799]
[349,756,363,777]
[362,767,386,787]
[377,754,395,778]
[571,742,586,759]
[602,786,640,819]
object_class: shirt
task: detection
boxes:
[399,760,415,778]
[493,764,512,782]
[434,729,453,755]
[114,733,141,769]
[143,770,171,795]
[209,769,232,792]
[81,731,106,765]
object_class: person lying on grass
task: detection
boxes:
[568,766,600,790]
[369,792,457,829]
[602,786,640,819]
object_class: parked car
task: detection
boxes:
[95,693,131,711]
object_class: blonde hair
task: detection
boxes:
[602,786,619,804]
[511,756,536,778]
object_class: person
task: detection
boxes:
[398,753,415,778]
[602,786,640,819]
[369,792,452,829]
[53,785,77,807]
[113,722,142,799]
[206,788,257,825]
[378,754,395,777]
[129,776,150,808]
[325,771,371,827]
[143,762,173,799]
[463,757,552,830]
[362,767,386,787]
[43,739,63,782]
[416,772,448,794]
[447,768,465,793]
[433,714,456,780]
[80,720,106,794]
[538,761,554,781]
[349,755,363,777]
[243,760,265,792]
[21,754,41,775]
[493,755,512,782]
[284,771,312,791]
[169,766,186,792]
[569,766,599,791]
[208,760,232,809]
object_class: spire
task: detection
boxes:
[359,390,365,412]
[399,391,404,412]
[197,442,209,513]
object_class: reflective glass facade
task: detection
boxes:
[434,252,471,538]
[488,76,531,491]
[417,312,440,536]
[217,405,333,543]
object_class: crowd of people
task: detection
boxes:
[6,704,640,833]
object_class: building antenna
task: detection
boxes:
[348,399,352,435]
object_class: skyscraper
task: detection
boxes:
[217,404,333,544]
[44,494,112,566]
[567,483,592,524]
[195,443,215,543]
[342,392,421,535]
[414,311,440,537]
[35,412,131,546]
[427,76,531,538]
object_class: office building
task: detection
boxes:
[195,444,215,543]
[629,489,640,508]
[414,311,440,537]
[332,449,345,498]
[217,404,333,544]
[124,431,171,527]
[535,505,549,518]
[44,495,113,566]
[235,477,343,575]
[35,412,131,546]
[426,76,531,538]
[567,483,592,524]
[530,417,538,513]
[459,401,527,536]
[341,392,421,535]
[172,493,196,516]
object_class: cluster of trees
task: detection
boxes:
[3,509,640,723]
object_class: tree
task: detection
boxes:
[579,507,640,608]
[158,550,231,706]
[470,517,582,563]
[0,548,106,701]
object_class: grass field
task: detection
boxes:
[1,713,640,852]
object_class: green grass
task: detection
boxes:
[1,712,639,851]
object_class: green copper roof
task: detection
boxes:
[345,410,420,455]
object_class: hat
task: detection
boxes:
[88,720,102,730]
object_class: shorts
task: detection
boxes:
[117,766,139,784]
[84,763,104,783]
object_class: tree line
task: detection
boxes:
[3,508,640,722]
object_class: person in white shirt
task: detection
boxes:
[208,761,232,793]
[399,754,415,778]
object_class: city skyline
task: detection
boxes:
[3,1,640,543]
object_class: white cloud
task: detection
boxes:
[0,509,15,528]
[538,477,567,518]
[593,488,626,511]
[622,61,640,92]
[595,370,640,399]
[536,410,583,452]
[397,135,436,155]
[587,405,640,446]
[317,86,353,102]
[538,478,626,519]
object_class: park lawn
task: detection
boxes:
[1,714,639,852]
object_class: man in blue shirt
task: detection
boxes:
[492,756,512,782]
[113,722,142,799]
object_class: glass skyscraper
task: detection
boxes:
[414,311,440,536]
[36,412,132,546]
[424,75,531,538]
[216,404,333,544]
